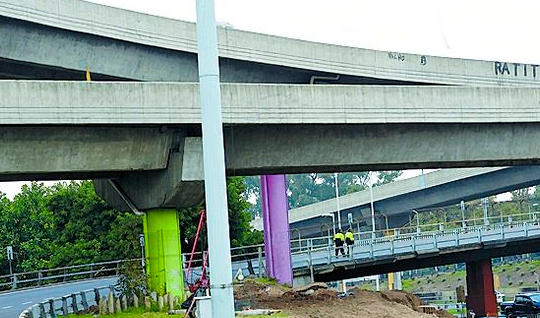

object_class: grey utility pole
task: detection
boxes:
[195,0,235,317]
[334,173,341,230]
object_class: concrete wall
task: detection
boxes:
[3,81,540,125]
[2,0,540,86]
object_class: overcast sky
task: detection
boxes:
[1,0,537,199]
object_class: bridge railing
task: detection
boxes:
[185,212,540,279]
[21,285,114,318]
[0,259,138,292]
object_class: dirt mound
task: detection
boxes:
[381,290,424,310]
[235,281,452,318]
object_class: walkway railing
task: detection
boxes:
[0,259,138,292]
[193,212,540,279]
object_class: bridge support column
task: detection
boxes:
[143,209,185,298]
[261,175,293,285]
[466,259,497,317]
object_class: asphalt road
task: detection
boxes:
[0,277,118,318]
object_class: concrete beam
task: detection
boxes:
[0,126,172,181]
[93,135,205,211]
[3,82,540,125]
[3,0,540,86]
[223,123,540,174]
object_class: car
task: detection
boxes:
[496,290,505,304]
[500,292,540,318]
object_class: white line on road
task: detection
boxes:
[2,305,13,309]
[21,301,32,305]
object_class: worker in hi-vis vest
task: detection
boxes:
[345,228,355,255]
[333,228,345,256]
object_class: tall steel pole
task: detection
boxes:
[370,182,376,239]
[195,1,235,317]
[334,173,341,230]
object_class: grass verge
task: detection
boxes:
[71,307,289,318]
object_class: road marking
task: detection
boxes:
[22,301,32,305]
[2,306,13,309]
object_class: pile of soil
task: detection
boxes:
[234,280,453,318]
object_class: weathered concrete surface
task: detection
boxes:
[222,123,540,174]
[4,82,540,208]
[93,136,205,211]
[0,126,172,180]
[3,81,540,125]
[1,0,540,86]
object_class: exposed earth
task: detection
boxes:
[234,280,454,318]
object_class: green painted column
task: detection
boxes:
[142,209,184,298]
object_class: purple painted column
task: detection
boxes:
[261,174,293,285]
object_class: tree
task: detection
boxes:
[287,171,402,209]
[179,177,263,256]
[0,177,264,275]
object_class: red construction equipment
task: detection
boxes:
[185,209,209,293]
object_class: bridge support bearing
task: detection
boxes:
[143,209,185,299]
[261,175,293,285]
[465,259,497,317]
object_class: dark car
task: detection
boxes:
[501,293,540,317]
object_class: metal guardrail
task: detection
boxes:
[187,213,540,280]
[0,259,138,292]
[19,285,114,318]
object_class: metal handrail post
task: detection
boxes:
[94,288,100,304]
[308,240,314,283]
[71,293,78,313]
[39,303,46,318]
[61,297,68,315]
[257,247,263,278]
[81,291,88,309]
[48,299,57,318]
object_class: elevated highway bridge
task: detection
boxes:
[2,0,540,315]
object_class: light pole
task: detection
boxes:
[482,198,489,225]
[419,169,426,189]
[412,210,420,234]
[370,181,376,239]
[380,212,389,232]
[334,173,341,230]
[324,213,336,236]
[460,200,466,228]
[196,0,234,316]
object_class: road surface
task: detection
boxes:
[0,277,117,318]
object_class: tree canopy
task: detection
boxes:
[244,171,403,216]
[0,178,261,275]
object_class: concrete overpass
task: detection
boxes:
[2,0,540,212]
[1,0,540,87]
[4,81,540,210]
[251,167,540,236]
[2,0,538,313]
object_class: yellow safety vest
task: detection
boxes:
[333,232,344,242]
[345,232,354,241]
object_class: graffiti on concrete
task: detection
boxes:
[494,62,539,77]
[388,52,405,62]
